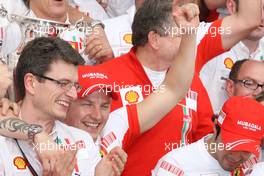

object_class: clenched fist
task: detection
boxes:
[172,2,200,35]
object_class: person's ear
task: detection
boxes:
[24,73,38,96]
[225,79,235,97]
[226,0,237,15]
[148,31,160,50]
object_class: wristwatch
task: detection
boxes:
[27,124,43,143]
[90,19,105,29]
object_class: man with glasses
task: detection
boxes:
[0,37,127,176]
[226,59,264,102]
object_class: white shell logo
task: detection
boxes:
[82,72,108,79]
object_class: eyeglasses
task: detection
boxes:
[34,74,82,93]
[232,79,264,91]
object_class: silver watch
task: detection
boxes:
[28,124,43,143]
[90,19,105,29]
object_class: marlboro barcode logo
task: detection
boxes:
[159,161,184,176]
[101,132,117,149]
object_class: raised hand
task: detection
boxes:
[172,2,200,35]
[0,98,20,116]
[84,26,114,64]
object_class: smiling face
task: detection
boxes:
[29,0,68,22]
[32,59,78,121]
[213,133,251,171]
[66,90,111,141]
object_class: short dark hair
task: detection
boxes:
[23,0,29,8]
[15,37,85,99]
[228,59,248,80]
[211,114,221,140]
[132,0,174,47]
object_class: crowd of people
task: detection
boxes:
[0,0,264,175]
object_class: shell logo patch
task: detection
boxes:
[125,90,139,104]
[224,57,234,69]
[120,86,144,106]
[123,34,132,44]
[13,156,27,170]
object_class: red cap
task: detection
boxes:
[217,96,264,157]
[78,65,117,99]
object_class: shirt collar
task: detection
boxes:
[232,40,264,60]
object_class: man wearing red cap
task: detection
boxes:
[152,96,264,175]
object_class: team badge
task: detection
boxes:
[13,156,27,170]
[224,57,234,69]
[231,167,243,176]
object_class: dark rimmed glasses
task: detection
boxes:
[34,73,82,93]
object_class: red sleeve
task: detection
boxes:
[192,74,214,141]
[122,104,141,150]
[195,19,225,73]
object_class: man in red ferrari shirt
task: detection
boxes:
[79,0,262,175]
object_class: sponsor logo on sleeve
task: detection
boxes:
[13,156,27,170]
[120,86,144,105]
[224,57,234,69]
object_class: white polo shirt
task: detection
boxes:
[200,39,264,113]
[152,135,258,176]
[0,120,101,176]
[106,0,134,18]
[251,162,264,176]
[69,0,109,20]
[103,5,135,57]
